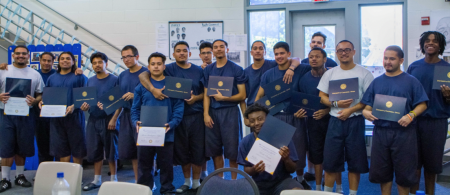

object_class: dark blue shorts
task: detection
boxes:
[0,109,36,158]
[118,109,138,160]
[306,115,330,165]
[86,115,119,162]
[174,112,206,166]
[258,178,303,195]
[417,117,448,174]
[323,115,368,173]
[205,106,241,161]
[274,112,307,172]
[49,109,87,158]
[369,125,418,187]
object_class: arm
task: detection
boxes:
[319,91,353,108]
[239,100,249,126]
[279,146,296,173]
[243,161,265,177]
[254,86,265,102]
[0,63,8,70]
[25,93,42,106]
[168,99,185,131]
[398,102,427,127]
[139,71,167,100]
[203,87,214,129]
[185,92,204,105]
[131,86,143,131]
[283,57,301,84]
[337,102,366,121]
[211,84,246,102]
[362,105,378,122]
[440,85,450,104]
[108,108,122,130]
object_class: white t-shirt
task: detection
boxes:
[317,64,374,118]
[0,65,45,109]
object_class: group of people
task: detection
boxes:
[0,30,448,195]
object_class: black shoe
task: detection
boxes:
[304,172,315,181]
[175,185,190,193]
[14,174,32,187]
[300,179,312,190]
[0,179,12,193]
[83,183,100,191]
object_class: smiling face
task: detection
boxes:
[423,34,441,56]
[173,44,190,64]
[92,57,107,74]
[251,42,266,61]
[274,47,291,65]
[336,42,355,64]
[12,47,29,66]
[59,53,75,70]
[213,41,228,59]
[40,54,54,71]
[247,111,267,134]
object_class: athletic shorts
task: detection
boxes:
[118,109,138,160]
[174,112,206,166]
[0,109,36,158]
[306,115,330,165]
[86,115,119,162]
[49,109,87,158]
[416,117,448,174]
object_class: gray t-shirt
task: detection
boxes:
[317,64,374,117]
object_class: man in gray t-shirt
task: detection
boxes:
[317,40,374,195]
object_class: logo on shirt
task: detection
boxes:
[82,91,87,97]
[176,82,181,88]
[447,72,450,79]
[302,99,308,105]
[218,81,223,87]
[386,101,393,108]
[275,85,281,91]
[109,95,114,101]
[265,100,271,106]
[340,84,347,90]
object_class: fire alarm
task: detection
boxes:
[422,17,430,25]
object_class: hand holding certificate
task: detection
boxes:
[207,76,234,97]
[137,127,166,146]
[329,78,359,101]
[4,97,29,116]
[246,138,281,175]
[4,78,32,116]
[40,87,68,117]
[136,106,168,147]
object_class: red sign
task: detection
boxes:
[421,16,430,25]
[312,0,329,2]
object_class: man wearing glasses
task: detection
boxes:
[200,42,213,69]
[317,40,373,195]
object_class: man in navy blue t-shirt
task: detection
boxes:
[301,32,338,68]
[362,46,428,195]
[407,31,450,195]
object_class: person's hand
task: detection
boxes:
[75,68,83,75]
[204,114,214,129]
[80,102,90,111]
[97,102,104,110]
[0,92,10,104]
[25,95,36,107]
[244,117,250,127]
[362,109,378,122]
[337,108,352,121]
[441,85,450,99]
[201,63,208,69]
[283,69,294,84]
[39,101,43,109]
[184,91,196,105]
[136,121,141,133]
[65,105,75,116]
[122,92,134,101]
[0,63,8,70]
[398,114,412,127]
[150,87,168,100]
[210,90,227,101]
[294,109,307,118]
[337,99,353,108]
[108,118,117,130]
[279,146,290,161]
[253,161,265,173]
[313,108,329,120]
[165,123,170,133]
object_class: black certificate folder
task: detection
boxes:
[73,87,97,108]
[432,65,450,90]
[328,77,359,101]
[140,106,167,127]
[206,76,234,97]
[262,78,292,105]
[288,91,321,117]
[42,87,68,105]
[257,115,296,149]
[164,76,192,99]
[255,96,286,116]
[99,86,125,115]
[6,78,31,97]
[372,94,407,122]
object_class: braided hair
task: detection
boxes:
[419,31,447,55]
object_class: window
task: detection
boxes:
[250,0,310,5]
[249,10,285,60]
[304,26,336,61]
[361,4,403,66]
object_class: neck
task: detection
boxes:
[253,132,259,138]
[151,74,165,81]
[216,57,228,68]
[252,59,265,69]
[278,61,290,70]
[339,61,356,70]
[177,61,191,69]
[41,68,52,73]
[311,66,326,77]
[96,72,109,79]
[385,69,403,77]
[424,53,441,64]
[129,64,142,73]
[60,68,72,75]
[13,62,27,69]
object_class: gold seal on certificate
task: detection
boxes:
[40,105,66,117]
[265,100,271,106]
[109,95,114,101]
[275,85,281,91]
[176,83,181,88]
[4,97,29,116]
[218,81,223,87]
[82,91,87,97]
[340,83,347,90]
[386,101,393,108]
[137,127,166,147]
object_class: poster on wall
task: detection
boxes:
[168,21,223,60]
[430,10,450,55]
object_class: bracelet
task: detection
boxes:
[406,114,413,121]
[409,111,417,117]
[289,67,295,71]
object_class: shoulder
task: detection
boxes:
[409,59,425,67]
[439,59,450,66]
[190,63,203,72]
[240,134,255,148]
[229,61,244,71]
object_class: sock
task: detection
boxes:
[316,185,322,191]
[92,175,101,185]
[349,190,357,195]
[308,167,315,174]
[336,184,342,192]
[15,166,24,177]
[183,178,191,187]
[1,166,11,180]
[110,175,117,182]
[296,175,304,182]
[409,194,415,195]
[201,171,208,179]
[324,186,333,192]
[192,179,200,189]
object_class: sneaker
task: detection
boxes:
[14,174,32,187]
[175,185,190,193]
[304,172,316,181]
[300,179,312,190]
[0,179,12,193]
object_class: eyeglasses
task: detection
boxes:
[121,55,136,60]
[14,52,28,56]
[336,48,352,54]
[201,52,212,55]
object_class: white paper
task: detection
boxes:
[137,127,166,147]
[223,34,236,51]
[235,34,247,51]
[156,23,169,56]
[40,105,66,117]
[4,97,29,116]
[246,138,281,175]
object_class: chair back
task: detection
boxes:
[196,168,259,195]
[33,162,83,195]
[98,181,152,195]
[281,190,340,195]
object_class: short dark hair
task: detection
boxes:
[312,32,327,44]
[251,41,266,50]
[244,103,269,118]
[336,40,354,49]
[90,52,108,63]
[420,31,447,55]
[57,52,77,73]
[273,41,290,52]
[199,42,213,52]
[385,45,404,59]
[148,52,166,64]
[13,45,29,53]
[309,47,327,58]
[212,39,228,47]
[40,52,55,61]
[121,45,139,56]
[174,41,190,50]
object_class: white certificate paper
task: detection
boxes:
[40,105,66,117]
[246,138,281,175]
[4,97,29,116]
[137,127,166,147]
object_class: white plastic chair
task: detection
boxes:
[281,190,339,195]
[33,162,83,195]
[98,181,152,195]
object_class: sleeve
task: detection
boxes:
[201,67,210,88]
[296,64,311,78]
[287,141,299,162]
[35,74,45,93]
[168,99,184,130]
[301,58,309,64]
[234,66,248,85]
[360,81,375,107]
[78,75,88,87]
[362,71,375,93]
[260,71,269,86]
[326,58,338,67]
[268,60,278,68]
[164,65,173,76]
[317,70,331,93]
[406,64,413,74]
[411,78,429,107]
[237,141,253,167]
[130,85,143,127]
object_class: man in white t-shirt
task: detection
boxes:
[317,40,374,195]
[0,46,45,193]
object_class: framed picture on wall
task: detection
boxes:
[31,52,42,62]
[52,52,62,62]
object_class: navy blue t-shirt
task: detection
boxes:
[38,69,56,84]
[361,73,429,128]
[46,72,87,111]
[237,133,298,189]
[201,60,248,109]
[301,57,338,68]
[297,71,328,110]
[116,66,148,110]
[407,58,450,118]
[244,60,277,106]
[87,74,118,118]
[164,62,204,115]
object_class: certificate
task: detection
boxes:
[262,78,293,105]
[4,97,29,116]
[432,65,450,89]
[207,76,234,97]
[372,94,407,122]
[40,105,66,117]
[164,76,192,99]
[246,138,281,175]
[329,78,359,101]
[137,127,166,147]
